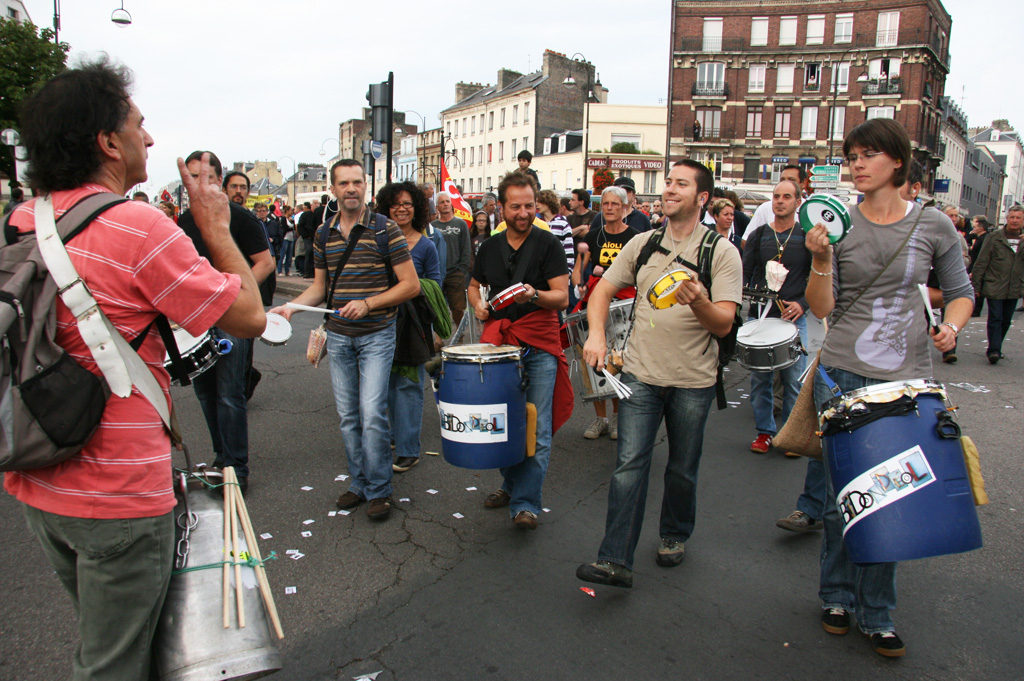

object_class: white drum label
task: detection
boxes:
[438,401,508,443]
[836,445,936,534]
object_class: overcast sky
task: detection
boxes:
[18,0,1019,196]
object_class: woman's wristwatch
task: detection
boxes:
[940,321,959,337]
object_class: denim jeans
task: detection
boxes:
[749,314,807,436]
[498,349,557,517]
[813,364,897,633]
[388,364,426,460]
[985,298,1018,355]
[327,326,397,500]
[597,373,715,570]
[795,458,827,520]
[24,505,175,681]
[277,239,295,275]
[193,330,250,478]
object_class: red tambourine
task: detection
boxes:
[489,283,527,310]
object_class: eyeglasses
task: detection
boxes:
[844,150,886,164]
[393,202,414,209]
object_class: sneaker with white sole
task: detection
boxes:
[776,510,822,533]
[583,417,608,439]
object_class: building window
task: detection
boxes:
[524,102,530,123]
[480,114,485,131]
[513,105,519,125]
[703,17,723,51]
[801,107,818,139]
[488,112,494,130]
[750,17,769,46]
[523,137,528,153]
[558,135,567,153]
[868,57,901,80]
[777,64,795,94]
[830,62,850,93]
[471,117,476,135]
[694,151,724,180]
[774,107,792,138]
[479,145,483,164]
[867,106,895,120]
[470,147,474,165]
[469,178,474,192]
[835,14,853,43]
[644,170,659,193]
[804,63,821,92]
[550,170,557,191]
[771,159,788,184]
[696,109,722,138]
[463,118,467,136]
[446,122,451,137]
[877,11,899,47]
[487,177,492,190]
[779,16,798,46]
[512,139,518,157]
[500,108,506,127]
[499,141,504,160]
[748,64,766,93]
[807,16,825,45]
[488,144,493,162]
[746,107,763,137]
[8,7,20,19]
[743,157,761,183]
[611,133,642,151]
[696,62,726,95]
[829,106,846,140]
[543,138,552,155]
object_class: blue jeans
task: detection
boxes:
[749,314,807,436]
[327,326,397,500]
[985,298,1018,355]
[597,374,715,570]
[796,459,827,520]
[193,330,250,478]
[813,364,897,633]
[277,239,295,275]
[498,349,557,517]
[388,364,426,460]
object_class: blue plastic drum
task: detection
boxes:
[437,344,526,469]
[820,379,982,564]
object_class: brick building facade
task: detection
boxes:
[667,0,952,191]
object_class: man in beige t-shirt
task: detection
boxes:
[575,160,742,588]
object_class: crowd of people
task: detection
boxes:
[4,60,1021,678]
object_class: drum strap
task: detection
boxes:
[320,217,367,314]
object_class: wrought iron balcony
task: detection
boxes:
[692,81,729,97]
[861,78,902,96]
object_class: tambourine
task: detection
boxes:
[260,312,293,346]
[799,193,851,244]
[489,283,527,310]
[646,270,691,310]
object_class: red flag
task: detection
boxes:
[440,158,473,224]
[160,189,172,202]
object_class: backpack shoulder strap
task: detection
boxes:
[633,226,666,279]
[55,193,130,243]
[696,229,721,300]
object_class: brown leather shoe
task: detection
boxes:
[336,490,365,510]
[483,489,510,508]
[366,497,392,520]
[513,510,538,530]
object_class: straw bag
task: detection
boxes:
[773,351,822,459]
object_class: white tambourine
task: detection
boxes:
[260,312,293,346]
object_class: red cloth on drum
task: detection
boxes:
[570,274,636,315]
[481,308,574,434]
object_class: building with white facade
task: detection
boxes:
[395,135,418,182]
[934,95,967,211]
[2,1,31,23]
[971,121,1024,222]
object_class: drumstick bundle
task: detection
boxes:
[222,467,285,639]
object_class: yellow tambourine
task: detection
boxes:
[646,270,691,309]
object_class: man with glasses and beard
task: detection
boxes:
[575,160,742,588]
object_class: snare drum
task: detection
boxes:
[164,328,229,386]
[799,193,851,244]
[819,379,982,564]
[260,312,292,346]
[489,283,527,310]
[645,270,691,310]
[735,318,803,372]
[564,298,634,402]
[438,344,526,469]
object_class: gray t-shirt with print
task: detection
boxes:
[821,203,973,381]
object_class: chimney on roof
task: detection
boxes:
[496,69,522,90]
[455,81,485,103]
[991,119,1013,132]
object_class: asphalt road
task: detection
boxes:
[1,301,1022,681]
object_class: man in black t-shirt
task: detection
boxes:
[179,151,273,493]
[467,171,570,531]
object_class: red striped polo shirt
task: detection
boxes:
[3,185,239,519]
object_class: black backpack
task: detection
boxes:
[632,226,742,410]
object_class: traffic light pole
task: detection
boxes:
[386,72,394,184]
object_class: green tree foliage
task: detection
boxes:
[0,20,68,186]
[610,142,639,154]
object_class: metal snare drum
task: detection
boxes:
[735,317,803,372]
[564,298,634,401]
[164,328,229,386]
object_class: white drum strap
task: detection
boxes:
[34,195,171,430]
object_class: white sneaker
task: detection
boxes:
[583,417,608,439]
[608,413,618,440]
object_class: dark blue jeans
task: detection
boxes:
[597,373,715,570]
[193,330,251,478]
[986,298,1018,355]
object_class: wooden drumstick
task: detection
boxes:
[227,467,246,628]
[233,477,285,639]
[222,469,231,629]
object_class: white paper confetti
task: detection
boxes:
[284,586,297,595]
[542,508,551,513]
[285,549,299,555]
[328,511,337,517]
[426,489,438,495]
[466,486,478,491]
[301,486,313,491]
[399,498,411,503]
[452,513,464,519]
[289,553,305,560]
[301,531,312,538]
[259,533,272,540]
[353,672,381,681]
[338,510,351,516]
[335,474,349,481]
[303,519,315,525]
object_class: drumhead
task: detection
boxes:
[171,327,207,354]
[838,379,946,405]
[442,343,522,362]
[800,194,850,243]
[260,312,293,345]
[736,318,798,346]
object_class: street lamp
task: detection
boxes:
[827,48,869,164]
[562,53,595,192]
[397,110,425,134]
[111,1,132,26]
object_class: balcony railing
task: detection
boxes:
[861,78,902,96]
[689,128,731,143]
[692,81,729,97]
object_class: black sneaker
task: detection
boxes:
[655,538,686,567]
[336,490,365,510]
[576,561,633,588]
[366,497,392,520]
[988,352,1001,364]
[870,631,906,657]
[392,456,419,472]
[942,350,957,364]
[821,606,851,635]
